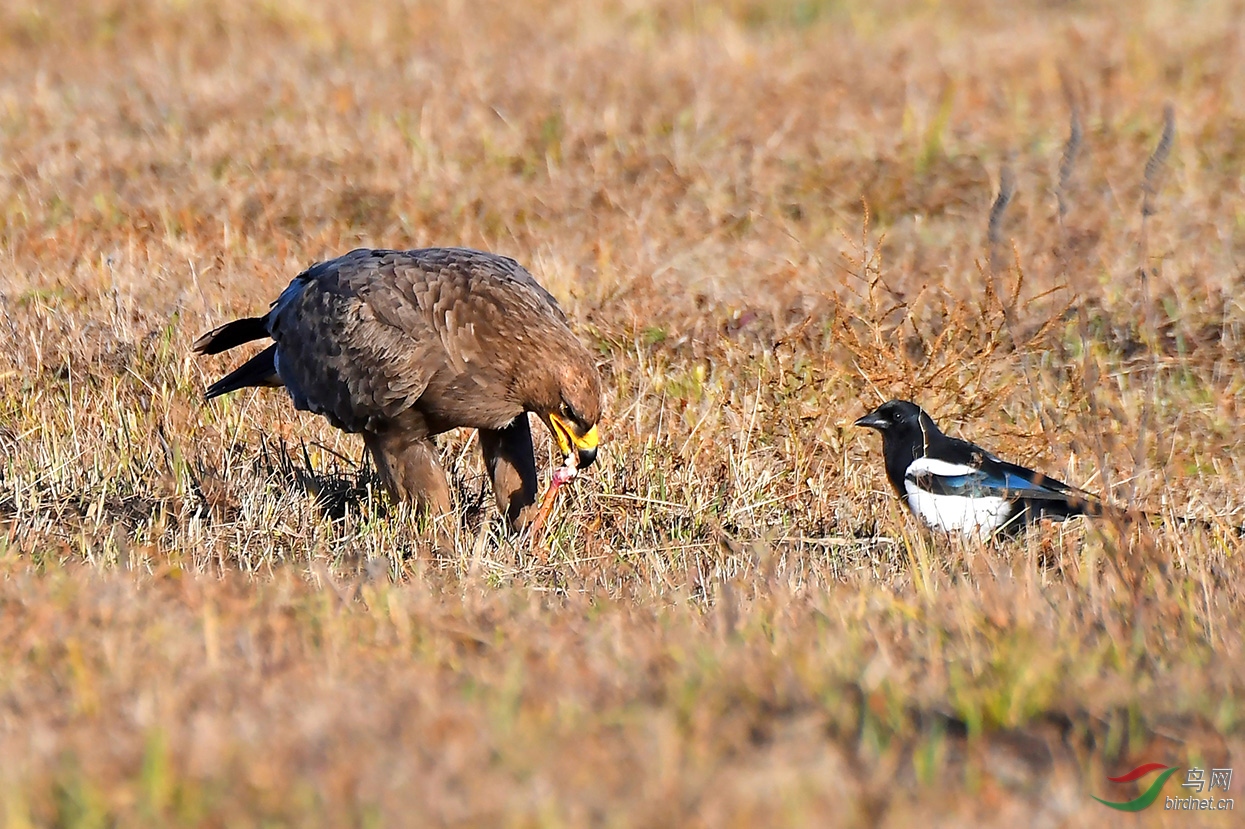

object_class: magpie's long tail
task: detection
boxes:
[193,316,269,354]
[1145,511,1245,537]
[1021,492,1105,522]
[1025,495,1242,536]
[1054,499,1242,537]
[205,344,280,400]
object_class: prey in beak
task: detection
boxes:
[530,412,601,547]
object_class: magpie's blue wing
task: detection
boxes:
[905,453,1098,505]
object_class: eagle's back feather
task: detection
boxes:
[265,248,585,435]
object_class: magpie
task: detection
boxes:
[854,400,1103,537]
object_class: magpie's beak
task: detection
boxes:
[547,413,599,470]
[854,411,888,431]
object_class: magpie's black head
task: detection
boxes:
[853,400,942,442]
[855,400,952,498]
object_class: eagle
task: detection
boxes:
[193,247,602,529]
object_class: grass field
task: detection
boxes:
[1,0,1244,825]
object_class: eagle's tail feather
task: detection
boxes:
[193,316,269,354]
[205,344,280,400]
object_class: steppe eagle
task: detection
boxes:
[193,247,602,529]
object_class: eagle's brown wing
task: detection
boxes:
[268,247,569,435]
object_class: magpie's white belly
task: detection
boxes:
[903,483,1014,538]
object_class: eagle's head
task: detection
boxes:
[541,358,602,471]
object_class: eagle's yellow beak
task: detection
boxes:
[548,413,599,470]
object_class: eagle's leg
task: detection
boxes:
[363,431,452,518]
[479,415,539,531]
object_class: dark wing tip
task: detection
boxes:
[192,316,270,355]
[191,326,223,353]
[200,344,280,401]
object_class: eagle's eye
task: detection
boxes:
[559,402,577,423]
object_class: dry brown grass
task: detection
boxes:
[1,0,1244,825]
